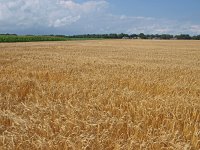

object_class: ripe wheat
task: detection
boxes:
[0,40,200,149]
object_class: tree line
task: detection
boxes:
[1,33,200,41]
[0,34,67,42]
[66,33,200,40]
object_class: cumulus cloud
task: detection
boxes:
[84,14,200,35]
[59,0,107,13]
[0,0,200,35]
[0,0,108,31]
[189,25,200,33]
[49,15,81,28]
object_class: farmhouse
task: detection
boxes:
[122,36,129,39]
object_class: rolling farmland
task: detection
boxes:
[0,40,200,149]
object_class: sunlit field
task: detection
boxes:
[0,40,200,149]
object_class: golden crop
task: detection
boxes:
[0,40,200,149]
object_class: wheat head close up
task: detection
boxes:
[0,40,200,150]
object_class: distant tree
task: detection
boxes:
[160,34,173,39]
[175,34,191,40]
[130,34,137,38]
[54,33,200,40]
[192,35,200,40]
[117,33,129,39]
[109,34,118,39]
[138,33,146,39]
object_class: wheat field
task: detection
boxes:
[0,40,200,150]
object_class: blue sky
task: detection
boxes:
[110,0,200,21]
[0,0,200,35]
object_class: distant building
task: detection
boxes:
[152,37,161,40]
[171,37,177,40]
[131,37,137,39]
[122,37,129,39]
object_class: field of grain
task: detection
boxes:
[0,40,200,149]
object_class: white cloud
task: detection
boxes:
[0,0,108,30]
[94,14,200,35]
[49,15,81,27]
[189,25,200,33]
[59,0,107,13]
[0,0,200,35]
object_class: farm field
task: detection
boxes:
[0,40,200,149]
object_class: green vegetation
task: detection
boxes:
[67,33,200,40]
[68,33,200,40]
[0,34,105,43]
[1,33,200,43]
[0,35,68,43]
